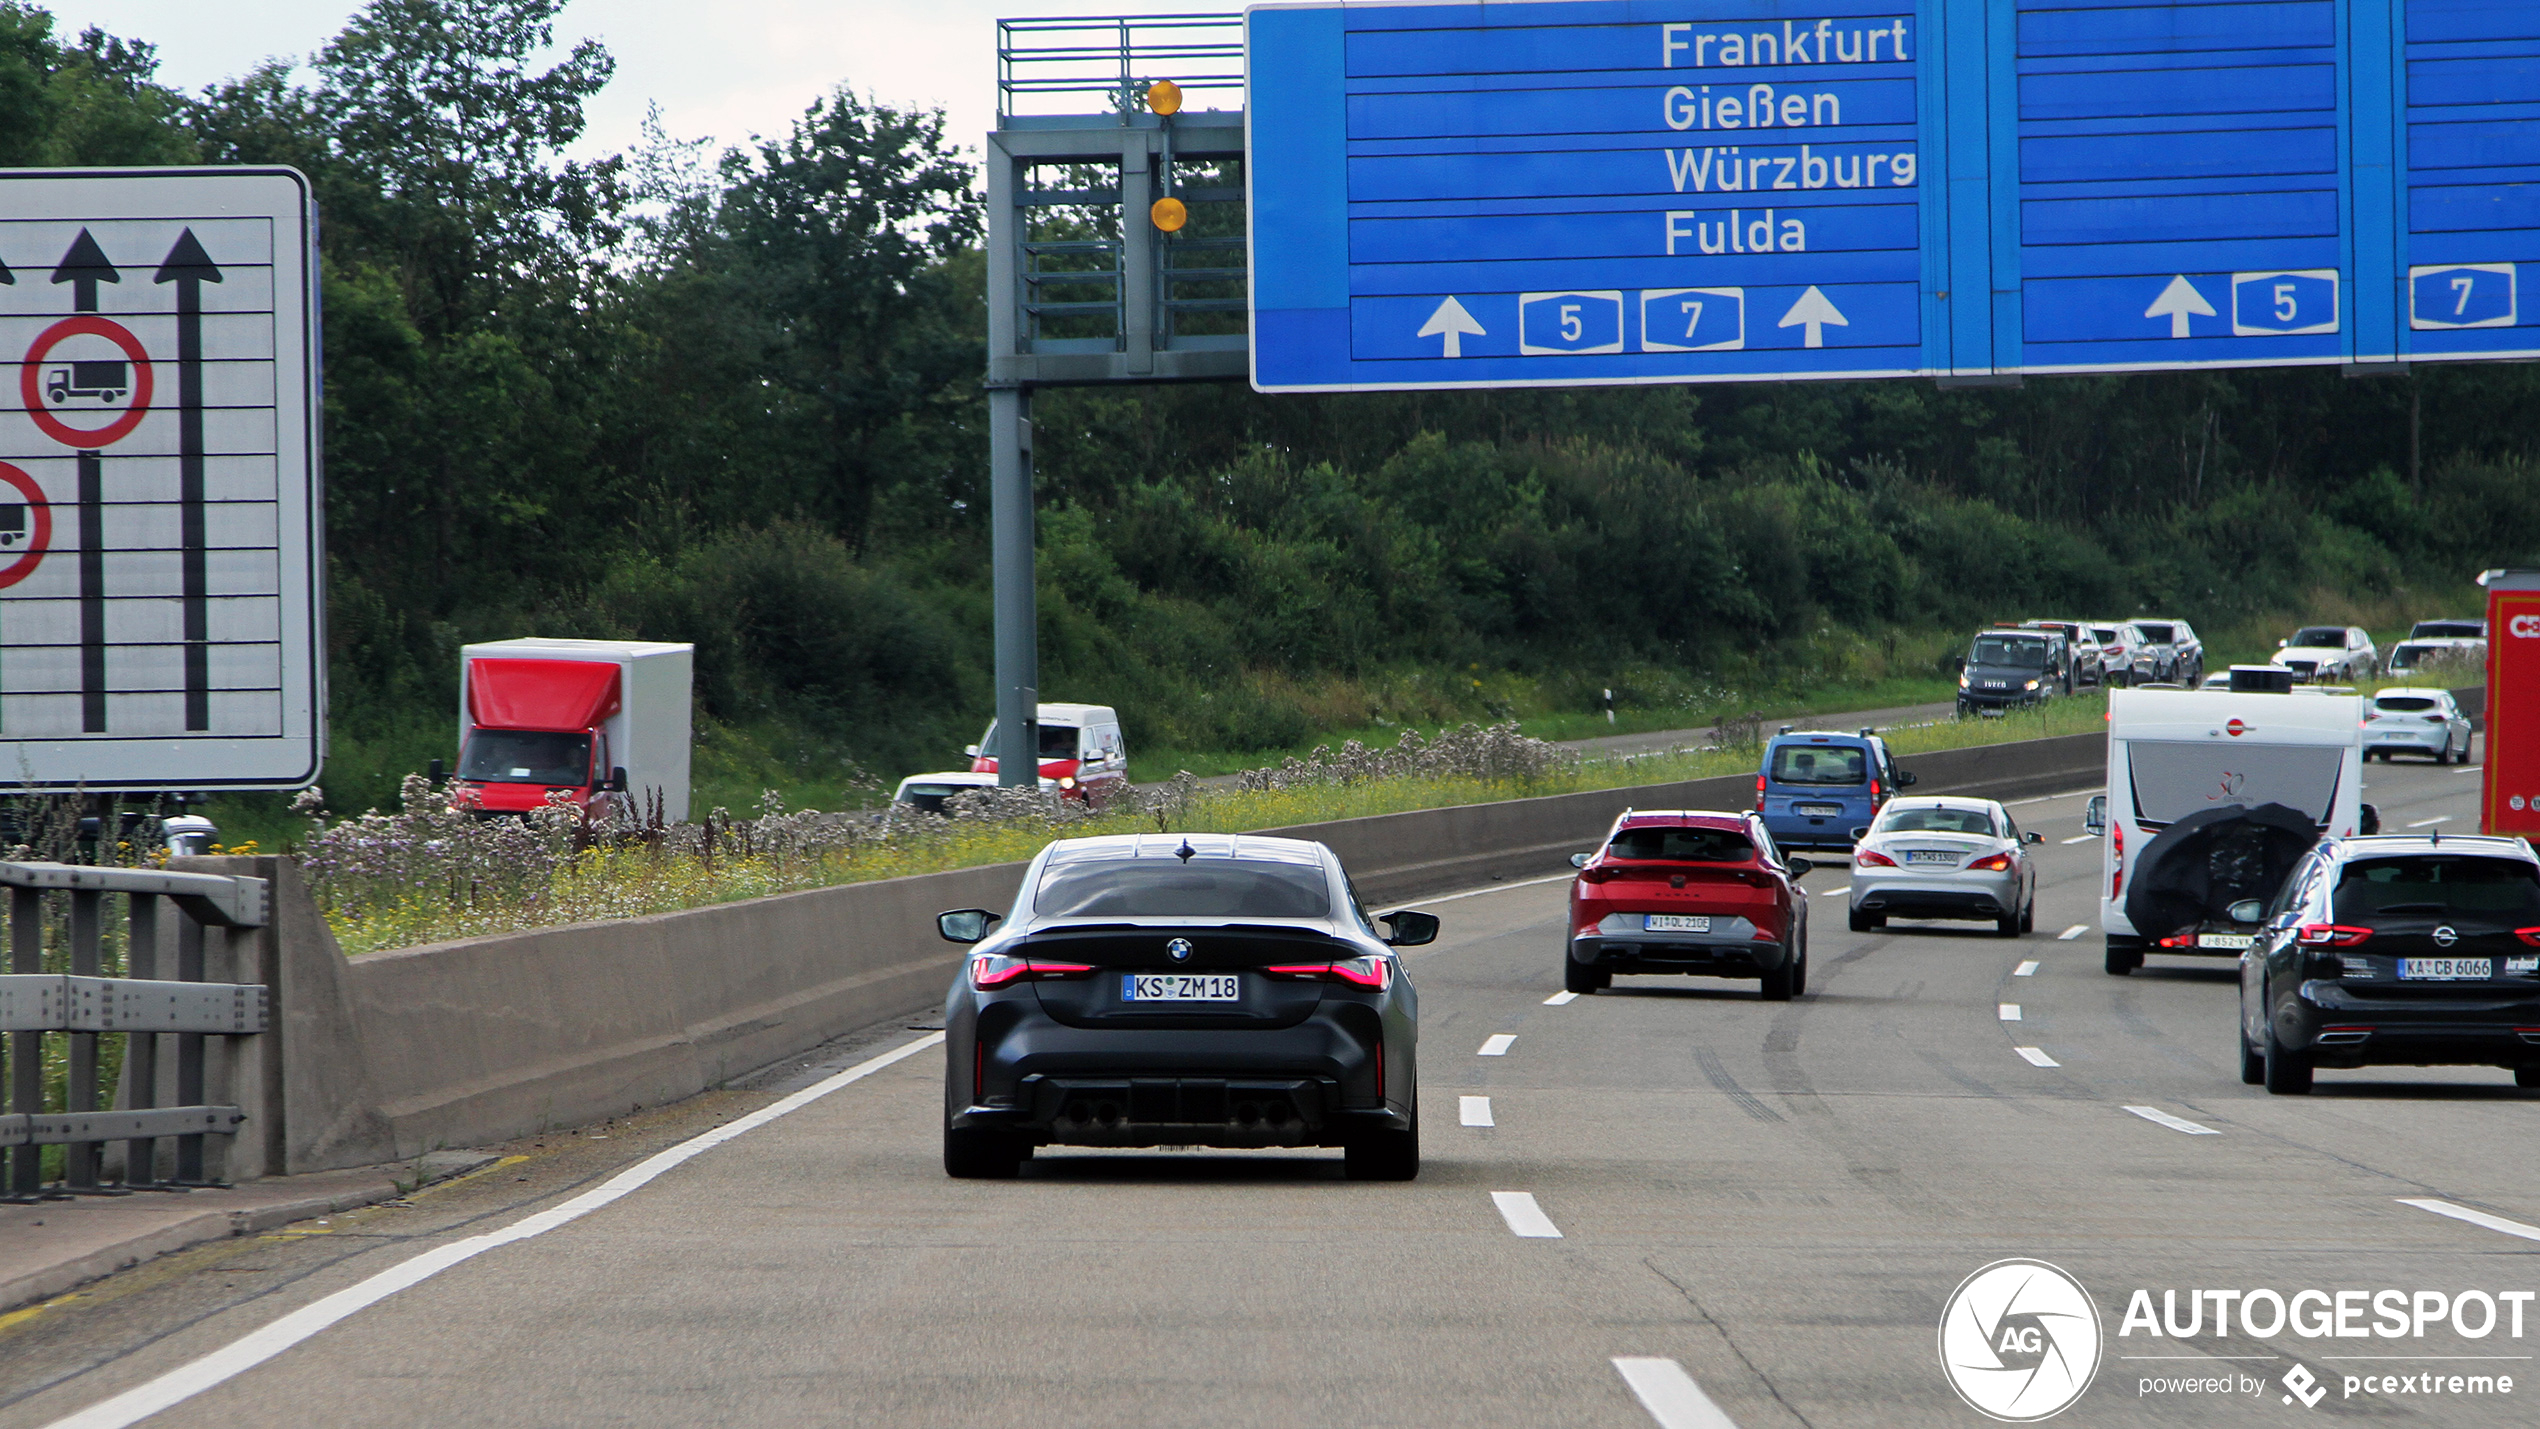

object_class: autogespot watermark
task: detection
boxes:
[1942,1264,2534,1419]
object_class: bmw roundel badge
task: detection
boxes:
[1166,937,1194,961]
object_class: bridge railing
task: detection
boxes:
[0,861,269,1199]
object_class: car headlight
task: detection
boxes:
[1058,775,1077,790]
[1958,673,1971,688]
[2023,679,2039,691]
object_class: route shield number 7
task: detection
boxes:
[1639,287,1745,352]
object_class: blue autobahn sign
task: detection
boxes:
[1243,1,2540,393]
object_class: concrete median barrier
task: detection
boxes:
[177,728,2106,1175]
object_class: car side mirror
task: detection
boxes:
[609,765,629,793]
[1849,826,1871,842]
[1570,852,1592,869]
[2227,899,2266,924]
[1786,856,1814,877]
[937,908,1001,944]
[2024,831,2045,845]
[1897,770,1918,787]
[964,744,980,758]
[2083,795,2108,836]
[1381,910,1439,947]
[2268,910,2301,933]
[2358,803,2381,837]
[2277,638,2289,648]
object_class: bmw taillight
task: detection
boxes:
[2295,924,2374,948]
[1967,853,2013,873]
[1265,957,1391,989]
[1855,848,1897,868]
[969,954,1097,989]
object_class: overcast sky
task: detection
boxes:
[48,1,1232,164]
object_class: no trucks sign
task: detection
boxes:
[0,168,321,791]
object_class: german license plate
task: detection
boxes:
[1904,850,1958,867]
[2197,933,2255,950]
[1123,973,1239,1001]
[1796,803,1843,817]
[2399,958,2492,981]
[1645,914,1711,932]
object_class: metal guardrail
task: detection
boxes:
[1,861,269,1199]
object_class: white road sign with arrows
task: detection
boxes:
[0,168,321,790]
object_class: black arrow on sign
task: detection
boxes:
[156,229,222,732]
[51,228,118,312]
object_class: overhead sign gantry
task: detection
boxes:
[1244,0,2540,392]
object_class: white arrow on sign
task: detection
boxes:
[1417,295,1486,357]
[1776,286,1848,348]
[2144,274,2216,338]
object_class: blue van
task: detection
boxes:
[1757,728,1915,852]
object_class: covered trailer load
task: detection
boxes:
[2087,688,2369,975]
[455,639,694,822]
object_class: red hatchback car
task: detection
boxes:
[1564,810,1816,999]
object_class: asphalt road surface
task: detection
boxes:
[5,751,2534,1428]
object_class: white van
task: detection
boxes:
[965,702,1128,804]
[2085,688,2369,975]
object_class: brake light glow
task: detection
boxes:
[1968,853,2014,873]
[2515,928,2540,947]
[1855,848,1897,868]
[1265,957,1391,989]
[1755,774,1766,811]
[2157,932,2196,948]
[2295,924,2375,948]
[1870,777,1882,802]
[969,954,1097,989]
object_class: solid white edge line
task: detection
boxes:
[2058,925,2089,940]
[1613,1356,1740,1429]
[1479,1033,1516,1056]
[2407,815,2452,828]
[2014,1046,2060,1068]
[38,1032,949,1429]
[1490,1190,1563,1238]
[1998,1004,2021,1020]
[2398,1198,2540,1244]
[1460,1095,1495,1128]
[1418,872,1576,905]
[2124,1104,2220,1135]
[1544,990,1579,1006]
[2061,833,2096,844]
[2014,960,2040,976]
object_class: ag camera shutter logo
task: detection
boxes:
[1939,1259,2104,1421]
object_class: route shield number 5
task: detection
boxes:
[2230,270,2338,336]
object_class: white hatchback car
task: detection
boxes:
[1847,796,2043,937]
[2363,688,2473,764]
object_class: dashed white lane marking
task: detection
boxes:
[2125,1105,2220,1135]
[1479,1034,1517,1056]
[35,1032,948,1429]
[2061,833,2097,844]
[1613,1357,1741,1429]
[2455,763,2484,774]
[2059,925,2089,940]
[2408,815,2452,828]
[1491,1191,1563,1238]
[1998,1004,2022,1021]
[2399,1198,2540,1244]
[1460,1096,1495,1127]
[2015,1046,2061,1068]
[1828,885,1850,896]
[1544,990,1579,1006]
[2014,960,2040,976]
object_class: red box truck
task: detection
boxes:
[454,639,693,822]
[2478,569,2540,837]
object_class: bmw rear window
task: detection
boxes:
[1607,827,1753,861]
[1769,744,1867,785]
[2334,857,2540,922]
[1034,859,1332,918]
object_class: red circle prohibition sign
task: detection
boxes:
[0,461,54,589]
[19,314,155,449]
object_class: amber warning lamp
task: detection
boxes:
[1147,79,1182,115]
